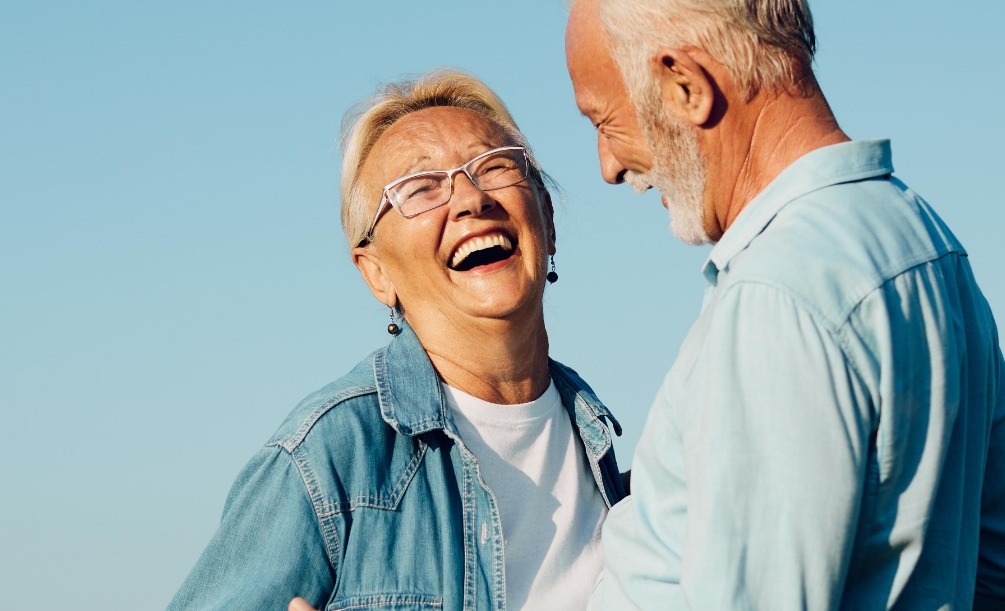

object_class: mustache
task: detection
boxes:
[624,170,651,194]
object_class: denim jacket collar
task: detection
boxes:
[374,322,451,437]
[373,322,621,456]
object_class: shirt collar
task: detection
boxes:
[374,322,450,436]
[702,139,894,285]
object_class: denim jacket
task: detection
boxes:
[168,323,626,611]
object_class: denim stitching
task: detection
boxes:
[374,347,450,436]
[552,365,617,507]
[441,428,477,610]
[288,443,342,573]
[551,365,610,457]
[310,441,427,517]
[276,385,377,452]
[385,440,427,510]
[329,595,443,610]
[373,352,399,432]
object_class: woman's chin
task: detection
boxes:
[452,277,545,324]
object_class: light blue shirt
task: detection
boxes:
[591,140,1005,610]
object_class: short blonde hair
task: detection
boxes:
[340,70,546,249]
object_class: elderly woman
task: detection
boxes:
[168,70,626,611]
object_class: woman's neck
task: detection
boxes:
[417,315,551,405]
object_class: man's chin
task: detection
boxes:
[667,204,712,245]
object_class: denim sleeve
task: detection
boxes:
[977,345,1005,605]
[167,444,335,610]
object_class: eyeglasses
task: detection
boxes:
[360,146,530,245]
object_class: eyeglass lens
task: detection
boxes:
[388,148,527,218]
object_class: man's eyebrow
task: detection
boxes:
[573,97,598,122]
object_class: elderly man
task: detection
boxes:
[566,0,1005,609]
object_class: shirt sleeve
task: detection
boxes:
[596,282,873,610]
[167,444,335,610]
[976,344,1005,605]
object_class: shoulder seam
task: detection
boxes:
[269,385,377,453]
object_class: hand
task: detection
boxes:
[288,597,317,611]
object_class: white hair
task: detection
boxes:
[597,0,816,102]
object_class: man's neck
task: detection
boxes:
[709,83,849,237]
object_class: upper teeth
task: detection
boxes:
[451,234,513,268]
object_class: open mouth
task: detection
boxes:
[449,233,515,272]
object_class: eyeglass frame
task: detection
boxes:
[358,145,531,246]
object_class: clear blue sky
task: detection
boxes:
[2,2,1002,608]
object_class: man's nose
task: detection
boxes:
[598,133,627,185]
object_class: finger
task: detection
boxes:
[288,597,316,611]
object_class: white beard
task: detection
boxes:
[631,99,711,245]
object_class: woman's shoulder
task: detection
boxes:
[248,346,431,514]
[265,350,389,454]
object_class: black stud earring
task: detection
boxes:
[387,306,400,335]
[546,255,558,284]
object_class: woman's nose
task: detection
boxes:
[448,171,497,220]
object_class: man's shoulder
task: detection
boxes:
[722,175,965,326]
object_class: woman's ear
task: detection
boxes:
[352,246,397,308]
[653,47,715,127]
[543,191,557,256]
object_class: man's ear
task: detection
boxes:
[653,47,715,126]
[352,246,397,308]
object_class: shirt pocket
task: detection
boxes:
[326,593,443,610]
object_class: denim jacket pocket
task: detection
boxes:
[326,593,443,610]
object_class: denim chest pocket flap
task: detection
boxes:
[302,405,429,514]
[326,593,443,611]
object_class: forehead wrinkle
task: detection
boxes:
[383,117,508,171]
[360,107,511,197]
[392,139,504,178]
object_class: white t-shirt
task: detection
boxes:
[443,380,608,610]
